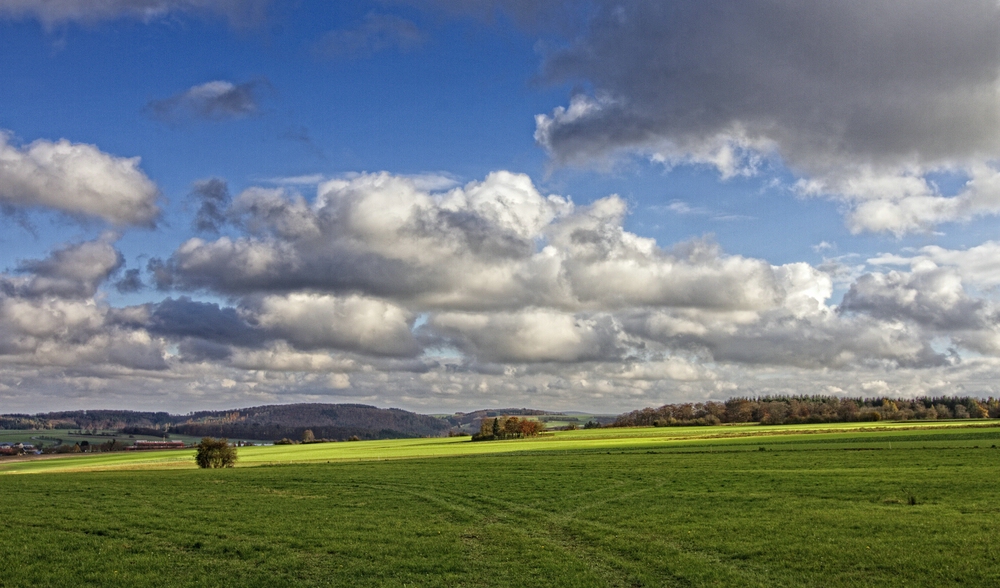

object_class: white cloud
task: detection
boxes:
[869,241,1000,290]
[4,169,1000,410]
[254,293,420,357]
[160,171,791,315]
[0,133,160,225]
[430,309,627,363]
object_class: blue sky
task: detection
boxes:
[1,0,999,414]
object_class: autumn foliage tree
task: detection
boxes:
[472,416,544,441]
[195,437,237,468]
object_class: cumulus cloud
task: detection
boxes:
[157,171,790,315]
[145,169,998,377]
[0,0,271,27]
[6,169,1000,410]
[13,235,123,299]
[252,293,421,357]
[841,266,989,330]
[314,13,425,60]
[147,80,265,123]
[528,0,1000,233]
[0,133,160,225]
[870,241,1000,290]
[0,237,168,372]
[430,309,628,363]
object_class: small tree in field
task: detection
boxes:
[301,429,315,443]
[195,437,237,468]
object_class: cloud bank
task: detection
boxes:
[6,171,998,412]
[529,0,1000,234]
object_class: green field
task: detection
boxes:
[2,421,999,586]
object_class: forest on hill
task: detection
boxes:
[0,404,450,441]
[172,404,449,440]
[614,395,1000,427]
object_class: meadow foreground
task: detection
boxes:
[2,423,998,587]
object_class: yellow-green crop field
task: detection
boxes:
[2,421,999,586]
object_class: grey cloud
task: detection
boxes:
[147,294,423,360]
[190,178,231,234]
[115,269,145,294]
[621,307,950,370]
[16,237,123,298]
[314,14,425,60]
[148,297,266,347]
[147,80,265,123]
[840,268,988,330]
[0,133,160,226]
[177,338,236,362]
[530,0,1000,231]
[0,292,169,372]
[0,0,271,27]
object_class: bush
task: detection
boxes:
[195,437,237,469]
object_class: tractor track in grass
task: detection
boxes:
[351,478,782,587]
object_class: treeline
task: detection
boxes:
[472,416,544,441]
[614,396,1000,427]
[35,410,174,430]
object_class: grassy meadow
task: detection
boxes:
[2,421,999,586]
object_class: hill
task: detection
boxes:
[172,403,449,440]
[0,404,450,441]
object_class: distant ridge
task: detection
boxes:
[0,403,450,441]
[173,403,449,440]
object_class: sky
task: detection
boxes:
[1,0,999,414]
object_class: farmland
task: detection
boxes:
[2,421,1000,586]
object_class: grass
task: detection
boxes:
[1,419,996,475]
[2,421,1000,586]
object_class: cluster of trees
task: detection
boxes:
[195,437,237,468]
[472,416,544,441]
[445,408,548,429]
[273,429,354,444]
[565,420,603,431]
[614,396,1000,427]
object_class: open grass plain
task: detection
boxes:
[2,421,999,586]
